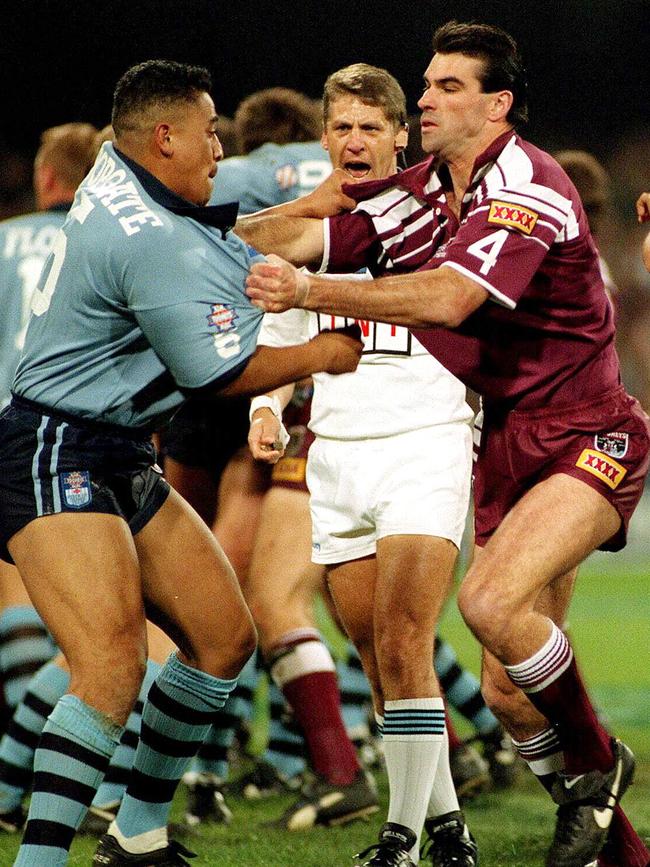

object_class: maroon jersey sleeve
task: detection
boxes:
[322,211,381,274]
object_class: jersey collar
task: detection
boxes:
[114,146,239,238]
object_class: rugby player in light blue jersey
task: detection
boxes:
[210,86,331,214]
[0,60,361,867]
[0,122,98,749]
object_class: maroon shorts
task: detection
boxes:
[473,385,650,551]
[270,387,314,493]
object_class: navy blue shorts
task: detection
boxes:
[0,396,170,564]
[160,394,250,479]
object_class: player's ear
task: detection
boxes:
[395,122,409,152]
[155,123,173,156]
[320,129,330,152]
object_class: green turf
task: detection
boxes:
[1,555,648,865]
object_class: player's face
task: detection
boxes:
[167,92,222,205]
[418,53,496,160]
[322,95,403,180]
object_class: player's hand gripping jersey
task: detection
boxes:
[324,130,619,410]
[13,143,264,430]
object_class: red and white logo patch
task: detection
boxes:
[487,200,539,235]
[206,303,237,333]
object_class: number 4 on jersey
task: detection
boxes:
[467,229,509,275]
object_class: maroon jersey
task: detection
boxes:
[324,131,620,410]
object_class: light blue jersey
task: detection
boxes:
[14,143,265,430]
[210,141,331,214]
[0,207,68,410]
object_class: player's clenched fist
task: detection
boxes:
[246,253,309,312]
[310,323,363,374]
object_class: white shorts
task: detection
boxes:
[307,422,473,564]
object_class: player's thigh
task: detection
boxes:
[463,474,620,618]
[0,559,33,609]
[326,556,377,651]
[134,487,255,676]
[7,512,145,671]
[246,487,323,643]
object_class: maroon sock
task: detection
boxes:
[598,806,650,867]
[506,626,612,774]
[445,706,463,751]
[282,669,360,785]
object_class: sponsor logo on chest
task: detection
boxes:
[207,303,238,333]
[487,200,538,235]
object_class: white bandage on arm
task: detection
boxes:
[249,395,290,449]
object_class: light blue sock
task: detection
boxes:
[0,607,57,712]
[114,653,238,841]
[15,694,122,866]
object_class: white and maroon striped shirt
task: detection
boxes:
[323,130,620,411]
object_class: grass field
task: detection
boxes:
[0,553,648,865]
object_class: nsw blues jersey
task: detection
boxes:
[14,143,265,430]
[210,141,331,214]
[0,207,68,409]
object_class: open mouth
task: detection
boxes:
[344,161,372,179]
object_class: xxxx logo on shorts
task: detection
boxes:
[487,201,538,235]
[575,449,627,490]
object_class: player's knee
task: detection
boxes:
[457,579,505,647]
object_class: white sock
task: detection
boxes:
[383,697,445,863]
[426,728,461,818]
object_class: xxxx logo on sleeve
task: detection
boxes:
[487,201,539,235]
[575,449,627,490]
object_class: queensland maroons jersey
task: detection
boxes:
[210,141,331,214]
[324,131,620,411]
[13,143,264,430]
[258,282,471,440]
[0,206,68,409]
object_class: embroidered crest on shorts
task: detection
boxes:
[575,449,627,490]
[487,201,538,235]
[594,431,629,458]
[206,303,238,333]
[60,470,92,508]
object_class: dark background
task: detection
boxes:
[2,0,649,160]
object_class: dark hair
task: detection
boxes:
[432,21,528,127]
[112,60,212,137]
[323,63,407,129]
[234,88,321,154]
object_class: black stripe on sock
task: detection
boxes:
[23,692,55,720]
[6,719,41,750]
[267,738,305,758]
[39,733,108,772]
[3,661,50,684]
[339,688,372,704]
[0,758,32,789]
[147,682,217,725]
[0,625,48,643]
[139,721,204,758]
[197,743,228,762]
[119,729,139,749]
[126,768,177,803]
[33,770,97,804]
[22,818,76,848]
[211,710,240,729]
[456,693,487,721]
[102,765,131,786]
[438,662,463,691]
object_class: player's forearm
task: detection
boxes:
[235,214,323,267]
[218,344,326,397]
[300,268,483,328]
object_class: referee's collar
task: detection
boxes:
[114,146,239,237]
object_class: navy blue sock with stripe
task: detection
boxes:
[112,652,237,852]
[0,606,57,728]
[14,693,122,866]
[0,660,69,815]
